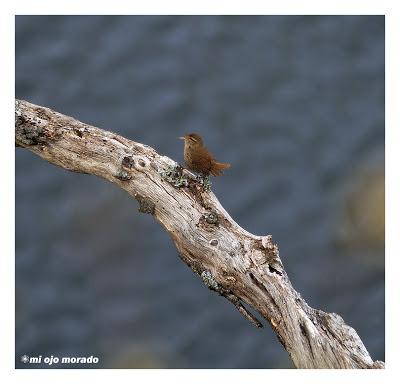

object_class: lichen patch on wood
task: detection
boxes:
[135,194,155,215]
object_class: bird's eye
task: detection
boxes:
[189,137,197,142]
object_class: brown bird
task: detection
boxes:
[179,133,231,177]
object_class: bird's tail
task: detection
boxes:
[210,161,231,176]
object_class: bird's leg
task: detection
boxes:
[198,173,207,183]
[194,173,205,183]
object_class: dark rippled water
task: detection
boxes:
[15,15,384,368]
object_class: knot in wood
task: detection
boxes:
[74,127,85,137]
[122,156,135,169]
[138,158,146,167]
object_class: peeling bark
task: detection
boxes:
[15,99,384,369]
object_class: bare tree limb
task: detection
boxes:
[15,99,384,369]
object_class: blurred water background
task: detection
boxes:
[15,15,384,369]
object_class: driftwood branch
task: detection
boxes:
[15,99,384,369]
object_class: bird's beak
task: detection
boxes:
[179,136,185,140]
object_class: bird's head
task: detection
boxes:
[179,133,204,146]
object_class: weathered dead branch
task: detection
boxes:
[15,99,384,369]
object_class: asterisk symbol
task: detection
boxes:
[21,355,29,363]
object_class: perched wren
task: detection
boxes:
[179,133,230,177]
